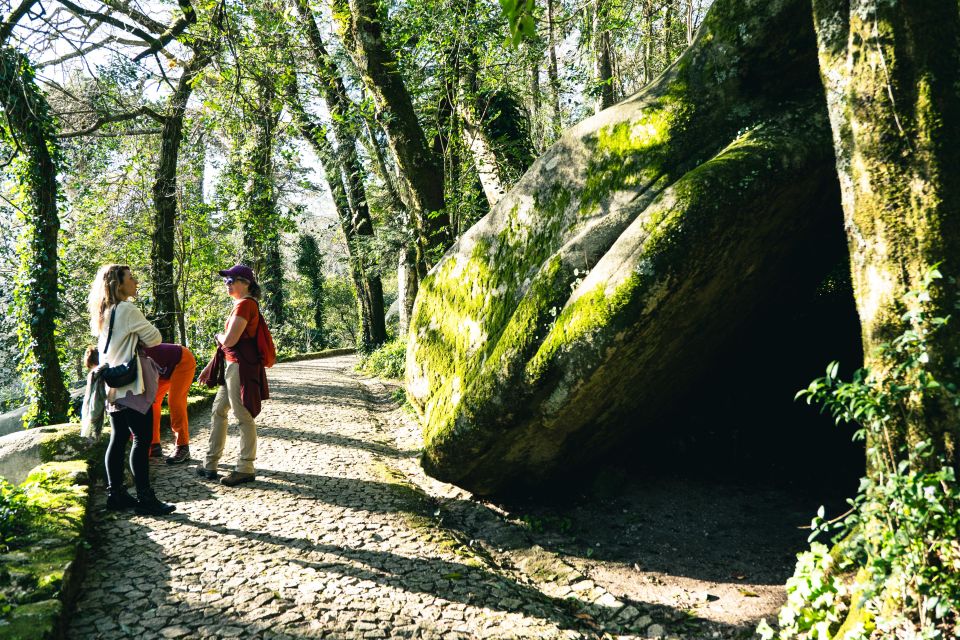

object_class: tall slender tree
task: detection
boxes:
[333,0,451,272]
[0,41,70,427]
[153,47,213,342]
[286,0,387,348]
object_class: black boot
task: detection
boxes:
[135,487,176,516]
[106,486,139,511]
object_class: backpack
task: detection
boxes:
[256,311,277,368]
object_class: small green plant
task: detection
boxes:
[760,267,960,639]
[358,338,407,380]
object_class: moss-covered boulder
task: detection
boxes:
[406,0,843,494]
[0,461,90,639]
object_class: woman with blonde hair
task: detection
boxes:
[88,264,175,515]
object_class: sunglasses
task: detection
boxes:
[223,277,249,286]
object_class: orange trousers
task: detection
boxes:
[151,347,197,446]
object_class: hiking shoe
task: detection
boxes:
[105,486,138,511]
[220,471,255,487]
[165,445,191,465]
[196,466,219,481]
[148,443,163,458]
[135,488,176,516]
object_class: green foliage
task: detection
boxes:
[498,0,537,45]
[322,275,360,349]
[296,233,327,350]
[761,267,960,639]
[358,338,407,379]
[0,480,34,553]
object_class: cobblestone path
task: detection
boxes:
[68,356,596,640]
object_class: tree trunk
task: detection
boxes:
[291,0,387,346]
[642,0,654,84]
[812,0,960,463]
[686,0,695,45]
[152,50,210,343]
[592,0,615,113]
[663,2,674,66]
[243,82,288,331]
[461,89,536,207]
[0,48,70,427]
[332,0,451,268]
[285,79,387,350]
[546,0,563,136]
[407,0,839,494]
[528,47,542,151]
[398,246,418,335]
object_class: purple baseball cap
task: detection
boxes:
[218,264,257,284]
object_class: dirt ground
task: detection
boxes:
[491,474,829,638]
[376,376,858,639]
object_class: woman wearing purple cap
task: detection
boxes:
[196,264,269,487]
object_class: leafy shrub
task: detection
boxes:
[359,338,407,380]
[760,268,960,639]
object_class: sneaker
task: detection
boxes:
[135,488,176,516]
[105,486,138,511]
[220,471,255,487]
[196,466,219,481]
[148,443,163,458]
[165,445,191,465]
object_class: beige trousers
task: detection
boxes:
[204,360,257,474]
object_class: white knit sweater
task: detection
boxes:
[96,300,162,400]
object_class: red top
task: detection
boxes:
[224,299,260,363]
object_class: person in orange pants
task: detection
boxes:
[144,344,197,464]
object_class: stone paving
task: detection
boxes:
[68,356,612,640]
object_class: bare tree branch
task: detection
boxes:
[83,127,162,137]
[55,0,165,50]
[35,35,118,68]
[132,0,197,62]
[56,105,165,137]
[0,0,40,44]
[99,0,167,33]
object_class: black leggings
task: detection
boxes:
[105,406,153,495]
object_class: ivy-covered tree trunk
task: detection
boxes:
[152,50,211,343]
[0,48,70,427]
[592,0,615,113]
[812,0,960,463]
[291,0,387,348]
[334,0,452,269]
[242,82,287,329]
[296,234,327,350]
[285,80,385,350]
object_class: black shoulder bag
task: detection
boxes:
[100,306,138,388]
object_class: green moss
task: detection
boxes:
[0,461,89,637]
[830,568,874,640]
[23,461,87,488]
[20,462,88,538]
[37,427,85,465]
[0,599,60,640]
[579,111,676,214]
[421,256,570,457]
